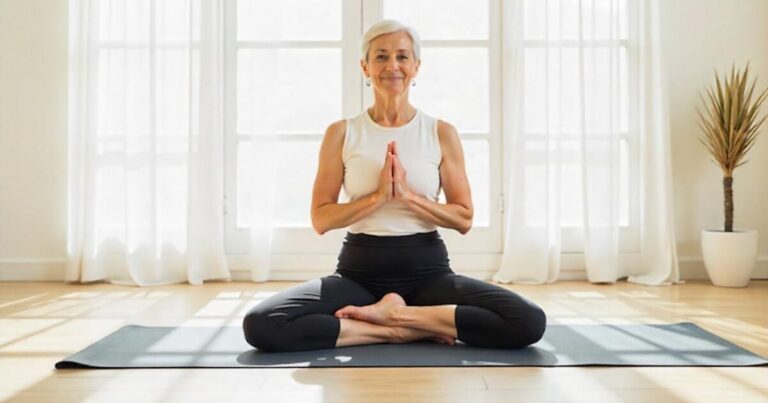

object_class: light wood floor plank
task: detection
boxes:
[0,280,766,403]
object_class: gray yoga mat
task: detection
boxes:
[55,322,767,369]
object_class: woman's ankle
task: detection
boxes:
[335,318,396,347]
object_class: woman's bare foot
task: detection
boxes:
[334,292,406,326]
[429,334,457,346]
[390,326,456,346]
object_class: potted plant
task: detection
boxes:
[697,63,767,287]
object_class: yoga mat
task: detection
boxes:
[55,322,768,369]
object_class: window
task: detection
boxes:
[521,0,639,252]
[225,0,502,259]
[93,0,200,247]
[88,0,642,275]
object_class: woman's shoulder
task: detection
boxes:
[321,120,347,152]
[326,111,368,135]
[434,119,464,163]
[436,119,460,144]
[326,119,347,136]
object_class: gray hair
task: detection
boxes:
[360,19,421,62]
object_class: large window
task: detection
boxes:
[87,0,641,276]
[225,0,502,256]
[521,0,639,252]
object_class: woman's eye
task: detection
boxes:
[398,55,408,60]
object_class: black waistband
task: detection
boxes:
[343,230,442,247]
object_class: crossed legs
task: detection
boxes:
[242,273,546,352]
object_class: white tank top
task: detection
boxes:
[341,109,442,236]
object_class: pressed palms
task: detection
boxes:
[697,63,767,232]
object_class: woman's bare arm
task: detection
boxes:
[310,120,393,235]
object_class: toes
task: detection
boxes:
[334,306,355,318]
[430,336,455,346]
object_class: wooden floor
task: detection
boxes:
[1,279,766,403]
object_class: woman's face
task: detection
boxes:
[361,31,421,97]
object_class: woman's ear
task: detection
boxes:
[360,59,369,78]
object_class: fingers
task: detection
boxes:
[392,151,403,176]
[386,141,398,157]
[385,141,404,180]
[392,153,398,178]
[385,142,396,174]
[382,143,392,172]
[390,152,396,177]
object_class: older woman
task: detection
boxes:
[243,20,546,352]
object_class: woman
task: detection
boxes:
[242,20,546,352]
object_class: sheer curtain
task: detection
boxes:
[67,0,231,285]
[494,0,679,285]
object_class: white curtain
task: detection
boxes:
[494,0,680,285]
[67,0,233,285]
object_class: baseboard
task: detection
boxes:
[678,256,768,280]
[0,258,66,281]
[0,255,587,282]
[2,255,767,282]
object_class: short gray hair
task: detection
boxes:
[360,19,421,62]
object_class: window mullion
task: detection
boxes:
[223,0,244,254]
[343,1,363,117]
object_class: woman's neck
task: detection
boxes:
[368,94,416,127]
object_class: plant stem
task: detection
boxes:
[724,176,733,232]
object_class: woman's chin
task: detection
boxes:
[377,87,407,97]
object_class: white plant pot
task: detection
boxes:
[701,229,758,287]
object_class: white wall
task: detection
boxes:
[0,0,68,279]
[1,0,767,281]
[662,0,768,278]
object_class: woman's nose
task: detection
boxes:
[386,58,399,71]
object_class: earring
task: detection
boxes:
[411,80,416,87]
[365,79,371,87]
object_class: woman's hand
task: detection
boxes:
[391,141,414,202]
[377,142,395,202]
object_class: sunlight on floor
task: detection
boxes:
[1,318,124,353]
[0,281,765,403]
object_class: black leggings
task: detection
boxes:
[243,231,547,352]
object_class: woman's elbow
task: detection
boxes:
[458,218,473,235]
[458,207,474,235]
[311,214,327,235]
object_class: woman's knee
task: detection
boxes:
[500,304,547,348]
[522,304,547,345]
[242,309,286,352]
